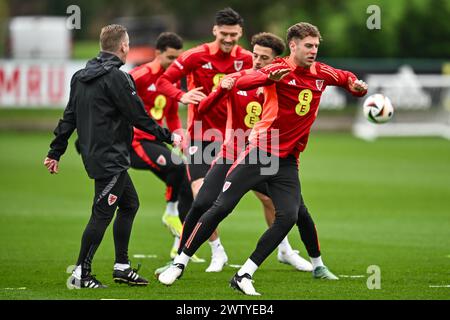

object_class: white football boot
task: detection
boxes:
[277,250,313,272]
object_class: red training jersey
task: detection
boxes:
[198,69,264,161]
[156,42,252,142]
[235,57,367,159]
[129,60,182,142]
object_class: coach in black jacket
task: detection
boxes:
[44,24,182,288]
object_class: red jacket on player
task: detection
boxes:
[129,59,182,142]
[156,42,252,142]
[197,69,264,161]
[236,57,367,159]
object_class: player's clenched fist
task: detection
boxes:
[348,78,368,92]
[220,77,235,90]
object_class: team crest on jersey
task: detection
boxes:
[316,80,324,91]
[234,60,243,71]
[108,194,118,206]
[156,155,167,166]
[222,181,232,192]
[188,146,198,155]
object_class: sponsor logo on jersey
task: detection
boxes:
[147,83,156,91]
[188,146,198,155]
[316,80,324,91]
[156,155,167,166]
[222,181,231,192]
[202,62,213,70]
[234,60,243,71]
[237,90,247,96]
[288,79,297,86]
[108,194,118,206]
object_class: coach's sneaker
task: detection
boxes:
[229,273,261,296]
[312,266,339,280]
[205,249,228,272]
[113,264,149,286]
[158,263,184,285]
[69,273,107,289]
[278,250,313,272]
[162,213,183,237]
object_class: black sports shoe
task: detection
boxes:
[69,273,107,289]
[113,264,149,286]
[229,273,261,296]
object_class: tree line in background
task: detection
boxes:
[2,0,450,58]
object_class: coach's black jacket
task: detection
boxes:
[47,51,172,179]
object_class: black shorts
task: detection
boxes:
[185,140,222,182]
[130,139,183,177]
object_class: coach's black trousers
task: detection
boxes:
[76,170,139,275]
[183,147,314,265]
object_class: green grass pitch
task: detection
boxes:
[0,131,449,300]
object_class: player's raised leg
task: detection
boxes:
[253,189,312,272]
[296,196,338,280]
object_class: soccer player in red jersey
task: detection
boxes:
[156,8,253,271]
[158,22,368,295]
[164,33,313,274]
[129,33,204,261]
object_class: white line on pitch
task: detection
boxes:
[338,275,366,278]
[429,285,450,288]
[229,264,242,268]
[133,254,158,259]
[2,287,27,290]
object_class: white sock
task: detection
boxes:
[278,236,294,255]
[311,256,324,269]
[174,252,190,267]
[237,259,258,277]
[209,238,224,254]
[114,263,130,271]
[73,265,81,278]
[172,236,180,249]
[165,201,178,216]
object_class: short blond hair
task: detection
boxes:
[100,24,127,52]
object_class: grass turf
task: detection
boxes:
[0,131,449,300]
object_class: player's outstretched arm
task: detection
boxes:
[321,64,368,97]
[268,68,291,81]
[236,67,290,91]
[235,70,271,91]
